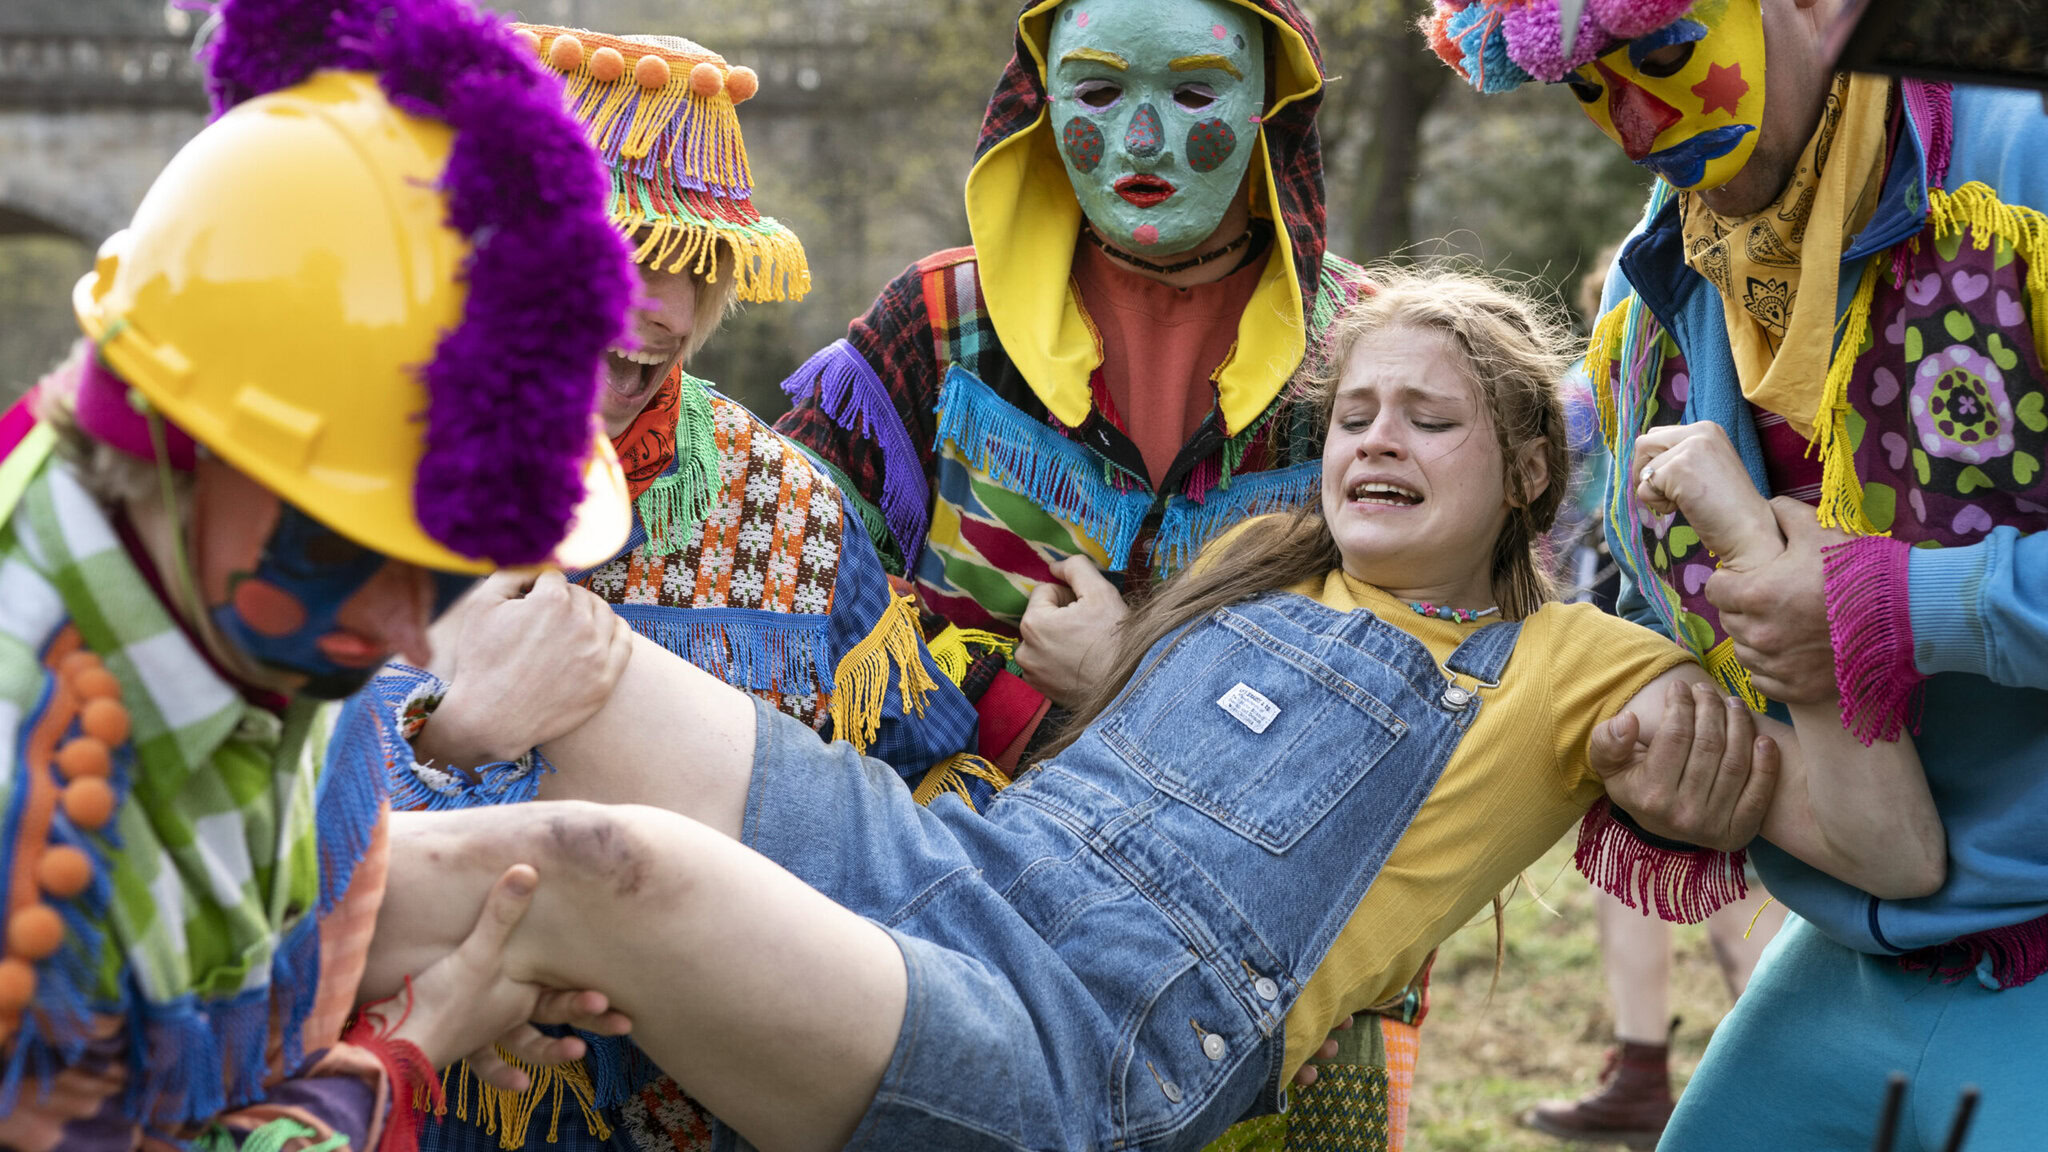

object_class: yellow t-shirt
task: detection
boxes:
[1273,569,1692,1075]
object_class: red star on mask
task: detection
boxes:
[1691,61,1749,117]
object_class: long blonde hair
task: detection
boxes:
[1047,266,1576,754]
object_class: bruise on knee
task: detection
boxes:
[539,802,654,899]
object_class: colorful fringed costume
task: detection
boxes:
[373,375,980,1152]
[774,0,1364,805]
[359,27,981,1152]
[1431,0,2048,1138]
[0,0,638,1141]
[0,417,410,1152]
[1588,80,2048,1152]
[770,3,1438,1146]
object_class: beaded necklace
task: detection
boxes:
[1406,600,1500,624]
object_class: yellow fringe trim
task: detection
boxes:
[924,625,1019,686]
[1587,299,1631,452]
[620,210,811,303]
[1806,259,1886,536]
[553,54,753,192]
[829,594,938,752]
[911,752,1014,811]
[1924,181,2048,354]
[436,1055,611,1150]
[1702,636,1768,713]
[1807,182,2048,537]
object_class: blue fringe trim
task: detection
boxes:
[1,667,124,1114]
[782,340,931,564]
[934,366,1151,560]
[1152,460,1322,573]
[578,1033,663,1110]
[317,698,392,917]
[119,985,274,1129]
[269,913,322,1074]
[610,605,831,697]
[364,666,556,814]
[388,750,551,813]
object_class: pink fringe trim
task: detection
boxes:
[1899,915,2048,990]
[1891,80,1954,288]
[1573,799,1749,925]
[1822,536,1923,746]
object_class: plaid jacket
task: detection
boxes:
[776,0,1353,641]
[0,429,398,1152]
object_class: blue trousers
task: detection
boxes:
[1662,914,2048,1152]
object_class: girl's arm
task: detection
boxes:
[1604,666,1944,900]
[1617,420,1944,898]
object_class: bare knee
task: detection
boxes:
[530,800,672,899]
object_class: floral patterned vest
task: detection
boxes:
[1592,180,2048,704]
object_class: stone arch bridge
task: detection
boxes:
[0,0,879,245]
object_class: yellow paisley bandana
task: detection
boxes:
[1678,73,1892,436]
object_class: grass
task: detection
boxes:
[1408,836,1751,1151]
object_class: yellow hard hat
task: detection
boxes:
[74,70,629,574]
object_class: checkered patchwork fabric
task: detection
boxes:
[0,448,392,1134]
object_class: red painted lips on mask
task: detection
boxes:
[1114,174,1176,207]
[1596,59,1682,161]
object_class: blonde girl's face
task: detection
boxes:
[1319,326,1513,606]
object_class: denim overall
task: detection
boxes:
[736,590,1520,1152]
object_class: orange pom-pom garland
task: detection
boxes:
[71,666,118,701]
[63,777,116,830]
[589,45,625,82]
[688,61,724,98]
[548,34,584,72]
[0,958,35,1014]
[80,697,130,746]
[725,65,758,103]
[55,737,111,781]
[635,53,671,89]
[7,905,63,961]
[35,847,93,900]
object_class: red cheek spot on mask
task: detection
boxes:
[1691,60,1748,117]
[1133,224,1160,246]
[231,578,308,637]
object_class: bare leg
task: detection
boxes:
[535,631,756,839]
[1703,884,1786,999]
[368,803,905,1152]
[1598,888,1673,1045]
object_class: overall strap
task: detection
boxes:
[1444,619,1523,685]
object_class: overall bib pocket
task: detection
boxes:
[1102,605,1408,853]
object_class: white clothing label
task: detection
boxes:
[1216,682,1280,734]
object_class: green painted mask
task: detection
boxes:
[1047,0,1266,255]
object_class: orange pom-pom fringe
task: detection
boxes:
[588,46,625,82]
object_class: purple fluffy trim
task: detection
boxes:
[199,0,635,565]
[781,340,930,562]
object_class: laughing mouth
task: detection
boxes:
[605,345,675,400]
[1114,175,1175,208]
[1348,480,1423,507]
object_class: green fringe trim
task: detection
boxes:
[798,446,900,574]
[635,373,720,556]
[195,1119,348,1152]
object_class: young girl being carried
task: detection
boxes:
[369,268,1942,1152]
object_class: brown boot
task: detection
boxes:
[1520,1039,1675,1149]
